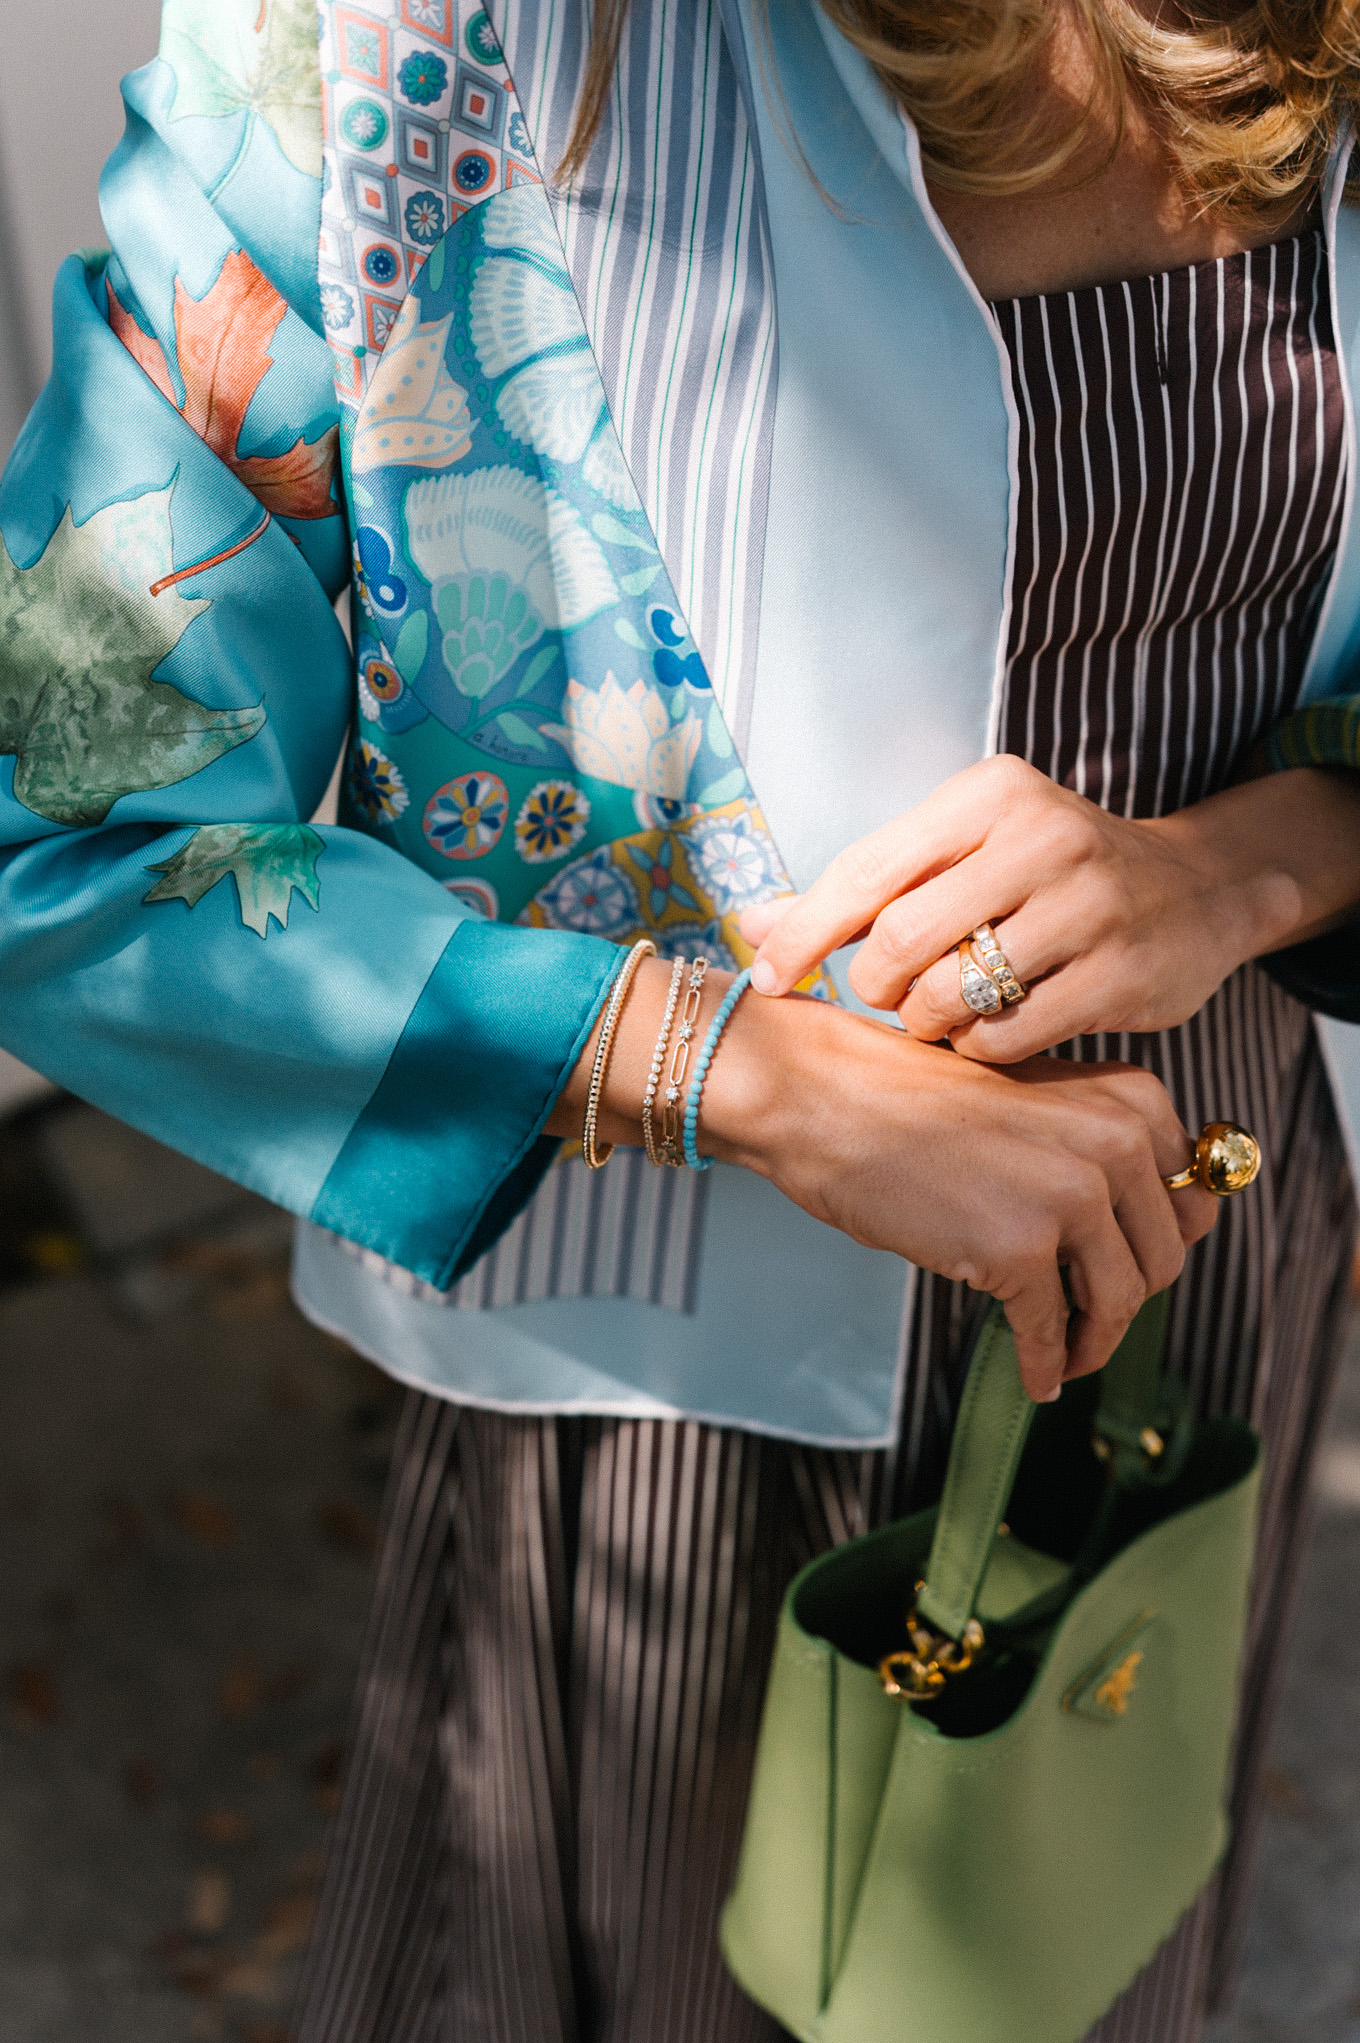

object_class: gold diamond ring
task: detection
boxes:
[959,940,1003,1015]
[1163,1122,1262,1197]
[970,923,1027,1005]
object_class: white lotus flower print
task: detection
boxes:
[541,673,703,799]
[351,301,472,475]
[471,186,635,509]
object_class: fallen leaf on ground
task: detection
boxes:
[255,1889,318,1959]
[315,1496,379,1558]
[197,1805,252,1845]
[124,1757,160,1810]
[170,1489,239,1547]
[24,1229,84,1273]
[8,1658,62,1726]
[187,1869,233,1936]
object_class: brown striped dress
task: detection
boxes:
[295,232,1357,2043]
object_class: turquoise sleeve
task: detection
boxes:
[0,21,618,1286]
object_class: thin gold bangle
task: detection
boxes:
[583,939,656,1170]
[643,956,686,1166]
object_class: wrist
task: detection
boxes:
[545,955,737,1152]
[1150,793,1305,965]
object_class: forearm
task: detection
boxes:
[1156,766,1360,962]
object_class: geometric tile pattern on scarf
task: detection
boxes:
[325,167,830,990]
[317,0,537,401]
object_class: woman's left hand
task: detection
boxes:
[740,754,1345,1060]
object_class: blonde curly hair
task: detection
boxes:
[561,0,1360,230]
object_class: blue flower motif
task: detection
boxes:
[533,849,638,936]
[465,9,503,63]
[685,813,781,909]
[404,190,446,244]
[507,110,532,158]
[340,98,389,150]
[399,49,449,105]
[355,528,408,612]
[625,834,702,923]
[320,283,355,332]
[349,741,410,825]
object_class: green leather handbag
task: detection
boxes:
[720,1292,1261,2043]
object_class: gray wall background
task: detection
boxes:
[0,0,163,458]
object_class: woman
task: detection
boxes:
[3,0,1360,2035]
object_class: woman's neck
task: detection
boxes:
[922,5,1318,302]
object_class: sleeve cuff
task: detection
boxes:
[1260,926,1360,1024]
[310,918,620,1286]
[1260,691,1360,1017]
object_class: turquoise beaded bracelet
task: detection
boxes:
[682,966,754,1172]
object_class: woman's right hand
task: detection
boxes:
[549,958,1218,1401]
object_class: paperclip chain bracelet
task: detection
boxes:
[658,957,709,1165]
[682,966,753,1172]
[642,956,686,1167]
[582,938,655,1169]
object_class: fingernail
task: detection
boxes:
[1038,1386,1062,1404]
[750,960,777,995]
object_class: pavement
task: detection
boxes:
[0,1097,1357,2042]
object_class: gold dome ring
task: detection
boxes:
[1162,1122,1261,1198]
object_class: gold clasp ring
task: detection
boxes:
[878,1596,985,1702]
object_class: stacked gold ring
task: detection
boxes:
[958,923,1027,1015]
[1163,1122,1261,1197]
[971,923,1026,1005]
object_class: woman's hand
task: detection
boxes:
[549,956,1217,1400]
[739,755,1360,1062]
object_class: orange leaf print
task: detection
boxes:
[108,251,339,522]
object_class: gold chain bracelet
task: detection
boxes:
[657,957,708,1166]
[642,956,686,1167]
[583,939,656,1169]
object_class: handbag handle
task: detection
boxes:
[915,1291,1173,1642]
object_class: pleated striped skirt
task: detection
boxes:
[295,232,1358,2040]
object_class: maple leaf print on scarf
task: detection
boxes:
[0,486,263,827]
[144,822,324,936]
[107,251,340,522]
